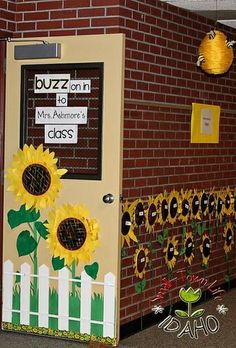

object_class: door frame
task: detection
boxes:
[0,40,6,327]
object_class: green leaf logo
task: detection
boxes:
[179,287,202,303]
[175,309,188,318]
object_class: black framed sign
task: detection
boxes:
[20,63,104,180]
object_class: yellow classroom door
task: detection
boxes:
[2,34,124,345]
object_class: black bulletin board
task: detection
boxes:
[20,63,104,180]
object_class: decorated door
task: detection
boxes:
[2,34,124,346]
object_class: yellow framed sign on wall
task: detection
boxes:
[191,103,220,143]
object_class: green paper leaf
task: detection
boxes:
[224,274,231,283]
[8,204,40,229]
[84,262,99,280]
[182,226,187,238]
[197,223,202,236]
[74,276,81,288]
[52,256,65,271]
[16,230,37,257]
[201,222,206,234]
[191,308,205,318]
[163,228,168,238]
[175,309,188,318]
[157,234,164,245]
[121,248,127,258]
[179,246,186,256]
[135,278,146,294]
[34,221,48,239]
[186,267,192,276]
[167,268,173,280]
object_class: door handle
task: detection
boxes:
[103,193,114,204]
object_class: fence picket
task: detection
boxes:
[38,264,49,328]
[20,263,31,325]
[103,272,115,338]
[58,267,69,330]
[3,260,14,322]
[2,260,116,340]
[80,271,92,334]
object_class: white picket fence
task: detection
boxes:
[2,260,116,338]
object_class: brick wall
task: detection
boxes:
[0,0,15,34]
[2,0,236,331]
[120,0,236,327]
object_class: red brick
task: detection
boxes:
[24,11,49,21]
[37,20,62,30]
[92,0,119,5]
[64,18,90,28]
[51,10,77,19]
[91,17,120,27]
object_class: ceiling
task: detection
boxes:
[160,0,236,29]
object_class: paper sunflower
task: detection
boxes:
[46,203,99,266]
[208,190,216,218]
[157,191,169,225]
[216,191,224,221]
[190,190,200,220]
[145,196,157,233]
[223,222,234,255]
[224,187,233,216]
[184,231,194,265]
[168,190,179,225]
[200,190,208,216]
[178,189,191,223]
[133,199,145,227]
[6,144,67,210]
[200,234,211,267]
[133,245,149,279]
[233,190,236,218]
[121,201,138,247]
[163,236,179,270]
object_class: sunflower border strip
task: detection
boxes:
[121,187,236,232]
[2,322,116,345]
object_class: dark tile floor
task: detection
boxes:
[1,287,236,347]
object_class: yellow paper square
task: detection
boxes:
[191,103,220,143]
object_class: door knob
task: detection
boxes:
[103,193,114,204]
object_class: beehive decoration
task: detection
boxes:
[197,30,235,75]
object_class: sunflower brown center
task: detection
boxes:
[122,212,131,236]
[185,238,193,258]
[203,238,211,257]
[201,193,208,214]
[181,199,189,216]
[161,199,168,222]
[167,242,174,261]
[192,195,199,216]
[226,228,233,246]
[57,218,87,251]
[208,194,215,214]
[137,250,146,274]
[22,163,51,196]
[225,194,230,209]
[135,202,144,226]
[170,197,178,219]
[148,203,157,226]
